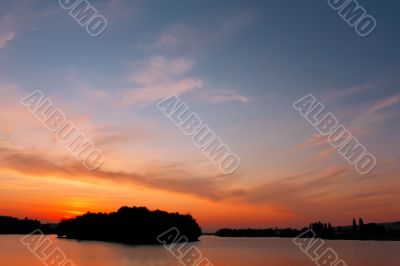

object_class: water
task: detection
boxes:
[0,235,399,265]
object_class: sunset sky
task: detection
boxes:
[0,0,399,231]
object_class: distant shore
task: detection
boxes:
[214,219,400,241]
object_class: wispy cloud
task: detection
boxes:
[0,142,352,207]
[322,82,376,102]
[229,166,348,207]
[121,56,203,106]
[138,10,256,54]
[0,144,229,201]
[140,24,201,53]
[367,93,400,115]
[0,31,14,48]
[120,56,250,106]
[0,15,15,49]
[298,134,328,149]
[195,88,250,104]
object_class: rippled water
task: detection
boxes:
[0,235,399,265]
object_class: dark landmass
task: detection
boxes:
[57,206,202,245]
[215,218,400,241]
[0,206,201,245]
[3,212,399,243]
[0,216,56,234]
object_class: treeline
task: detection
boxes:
[336,218,400,240]
[216,218,400,241]
[0,216,56,234]
[57,206,202,244]
[308,218,400,240]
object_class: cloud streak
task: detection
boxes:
[322,83,375,102]
[195,89,250,104]
[0,31,14,48]
[122,56,203,106]
[367,93,400,115]
[0,145,229,201]
[0,15,15,49]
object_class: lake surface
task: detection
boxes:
[0,235,399,265]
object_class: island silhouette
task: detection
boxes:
[57,206,202,244]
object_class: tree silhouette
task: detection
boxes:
[352,218,358,232]
[359,218,365,232]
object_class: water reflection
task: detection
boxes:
[0,235,399,266]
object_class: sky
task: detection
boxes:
[0,0,399,232]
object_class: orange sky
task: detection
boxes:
[1,83,400,231]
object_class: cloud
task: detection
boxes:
[0,15,15,49]
[0,31,14,48]
[323,83,375,102]
[367,94,400,115]
[138,10,256,55]
[0,83,240,203]
[314,146,336,160]
[89,123,158,148]
[80,56,248,106]
[121,56,203,106]
[0,145,230,201]
[0,141,349,208]
[297,126,368,161]
[137,23,207,55]
[235,166,348,205]
[195,89,249,104]
[2,139,398,221]
[298,134,328,149]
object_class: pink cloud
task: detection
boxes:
[299,134,328,149]
[0,31,14,48]
[0,15,15,49]
[367,93,400,115]
[195,89,250,104]
[122,56,203,106]
[323,83,375,102]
